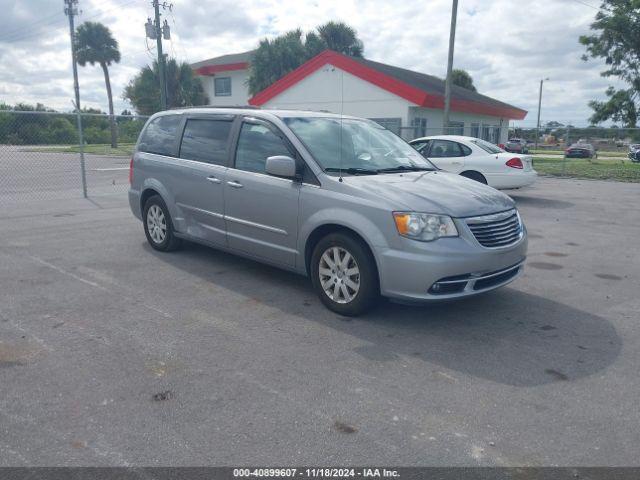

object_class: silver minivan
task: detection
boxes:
[129,108,527,316]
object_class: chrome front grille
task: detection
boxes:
[465,209,523,248]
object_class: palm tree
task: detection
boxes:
[316,21,363,57]
[75,21,121,148]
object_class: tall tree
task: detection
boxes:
[451,69,477,91]
[248,21,365,95]
[124,58,208,115]
[248,30,307,95]
[75,21,120,147]
[316,21,364,57]
[580,0,640,127]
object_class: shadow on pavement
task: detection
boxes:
[510,194,575,210]
[146,240,621,388]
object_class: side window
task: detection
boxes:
[429,139,464,158]
[235,123,292,174]
[179,118,232,165]
[214,77,231,97]
[459,143,472,156]
[138,115,181,156]
[411,140,431,154]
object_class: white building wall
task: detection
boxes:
[196,64,512,144]
[260,65,414,127]
[199,69,250,106]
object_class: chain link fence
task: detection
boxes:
[0,110,148,205]
[509,126,640,154]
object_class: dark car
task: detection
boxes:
[505,138,529,154]
[565,143,597,159]
[628,144,640,163]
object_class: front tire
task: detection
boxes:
[310,233,379,316]
[143,195,181,252]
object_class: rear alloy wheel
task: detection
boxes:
[311,233,379,316]
[143,195,181,252]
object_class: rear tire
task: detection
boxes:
[143,195,182,252]
[310,233,379,316]
[460,170,488,184]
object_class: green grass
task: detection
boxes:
[533,156,640,182]
[27,144,135,156]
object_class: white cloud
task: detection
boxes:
[0,0,624,125]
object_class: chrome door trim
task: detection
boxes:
[176,202,224,219]
[224,215,288,236]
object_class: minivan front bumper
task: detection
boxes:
[375,229,527,301]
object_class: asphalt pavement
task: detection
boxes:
[0,171,639,466]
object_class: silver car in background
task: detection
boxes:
[129,108,527,316]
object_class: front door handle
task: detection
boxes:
[206,176,221,184]
[227,181,243,189]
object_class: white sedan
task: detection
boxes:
[409,135,537,189]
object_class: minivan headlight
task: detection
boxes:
[393,212,458,241]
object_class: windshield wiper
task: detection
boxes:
[376,165,434,173]
[324,167,379,175]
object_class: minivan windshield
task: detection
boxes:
[284,116,436,175]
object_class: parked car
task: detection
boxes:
[565,143,597,159]
[628,144,640,163]
[129,109,528,316]
[504,138,529,154]
[409,135,537,189]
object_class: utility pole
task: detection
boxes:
[535,77,549,151]
[146,1,172,110]
[64,0,87,198]
[442,0,458,135]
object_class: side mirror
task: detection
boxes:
[265,155,297,179]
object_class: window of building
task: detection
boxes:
[411,117,427,137]
[214,77,232,97]
[138,115,181,156]
[179,118,232,165]
[470,123,480,138]
[448,121,464,136]
[234,123,292,174]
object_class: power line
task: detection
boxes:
[0,0,139,44]
[568,0,600,10]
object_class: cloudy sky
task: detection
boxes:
[0,0,622,126]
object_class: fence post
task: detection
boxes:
[73,106,88,198]
[561,125,570,177]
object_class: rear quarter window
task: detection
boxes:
[138,115,181,156]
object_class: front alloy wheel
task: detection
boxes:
[319,246,361,304]
[310,232,379,316]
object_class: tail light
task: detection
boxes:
[506,157,523,169]
[129,157,134,184]
[498,143,505,149]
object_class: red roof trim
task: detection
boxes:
[194,62,248,76]
[249,50,527,120]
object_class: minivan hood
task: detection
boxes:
[343,171,515,217]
